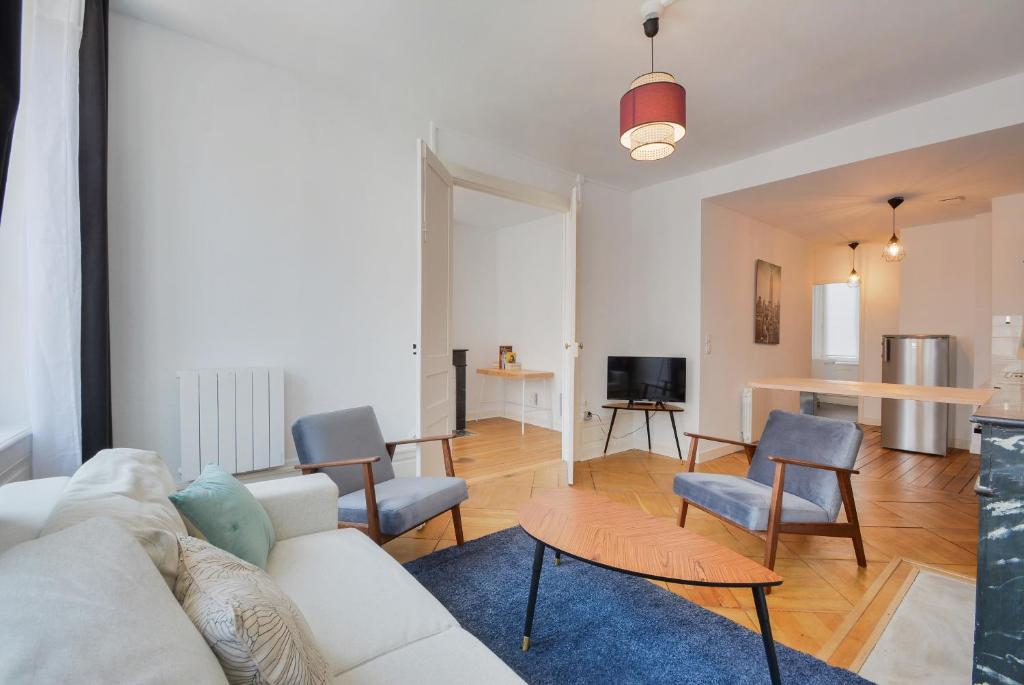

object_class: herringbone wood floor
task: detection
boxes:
[384,417,978,657]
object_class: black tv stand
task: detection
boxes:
[601,401,685,460]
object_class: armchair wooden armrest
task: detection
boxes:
[386,433,455,448]
[293,456,381,474]
[385,434,458,478]
[294,457,383,543]
[767,455,859,475]
[682,432,758,471]
[683,432,757,449]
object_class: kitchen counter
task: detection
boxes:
[748,377,996,406]
[970,383,1024,428]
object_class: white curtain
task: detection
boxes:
[10,0,86,477]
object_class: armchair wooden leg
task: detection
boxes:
[678,499,689,528]
[360,462,383,545]
[837,472,867,567]
[451,504,465,546]
[762,463,786,593]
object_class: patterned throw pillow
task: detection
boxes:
[175,536,329,685]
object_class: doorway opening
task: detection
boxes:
[451,186,564,479]
[416,143,579,485]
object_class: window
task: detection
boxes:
[812,283,860,362]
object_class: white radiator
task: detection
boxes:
[741,387,753,443]
[177,368,285,481]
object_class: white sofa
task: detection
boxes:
[0,458,524,684]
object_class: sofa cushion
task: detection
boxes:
[0,517,227,685]
[338,476,468,535]
[176,536,328,685]
[0,476,69,554]
[673,472,830,531]
[246,474,338,542]
[170,465,276,569]
[40,448,187,589]
[266,528,456,676]
[332,627,525,685]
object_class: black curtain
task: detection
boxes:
[0,1,21,220]
[79,0,112,461]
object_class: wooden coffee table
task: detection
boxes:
[518,489,785,684]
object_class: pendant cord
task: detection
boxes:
[650,36,654,73]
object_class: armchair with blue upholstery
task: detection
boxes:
[674,410,865,573]
[292,406,467,546]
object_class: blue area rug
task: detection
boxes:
[405,527,871,684]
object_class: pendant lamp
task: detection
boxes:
[847,242,860,287]
[619,14,686,161]
[882,197,905,262]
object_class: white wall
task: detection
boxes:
[452,221,500,418]
[900,216,992,446]
[991,193,1024,317]
[699,203,811,449]
[453,214,563,430]
[109,16,428,479]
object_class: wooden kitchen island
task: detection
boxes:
[748,377,996,406]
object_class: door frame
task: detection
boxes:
[415,144,579,484]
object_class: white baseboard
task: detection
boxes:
[466,407,560,431]
[696,444,743,463]
[860,415,881,426]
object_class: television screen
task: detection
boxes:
[607,356,686,403]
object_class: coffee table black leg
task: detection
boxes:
[645,410,651,451]
[522,540,546,651]
[554,550,561,565]
[668,411,682,460]
[603,408,617,454]
[752,586,782,685]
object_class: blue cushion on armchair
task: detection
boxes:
[673,472,829,531]
[338,476,468,536]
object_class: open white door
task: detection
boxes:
[560,184,580,485]
[417,141,455,476]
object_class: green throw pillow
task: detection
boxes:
[169,465,275,569]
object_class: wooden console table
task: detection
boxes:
[601,401,684,459]
[476,368,555,435]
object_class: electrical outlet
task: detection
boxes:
[705,334,712,354]
[584,410,595,421]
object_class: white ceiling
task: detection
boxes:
[453,186,557,230]
[111,0,1024,190]
[708,124,1024,245]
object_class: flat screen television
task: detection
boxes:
[607,356,686,403]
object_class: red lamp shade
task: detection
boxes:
[619,72,686,161]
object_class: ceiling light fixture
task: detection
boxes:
[847,242,861,287]
[619,1,686,161]
[882,196,905,262]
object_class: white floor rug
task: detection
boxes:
[857,569,974,684]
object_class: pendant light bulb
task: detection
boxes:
[847,241,861,287]
[882,196,905,263]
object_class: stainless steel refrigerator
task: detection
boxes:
[881,335,954,456]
